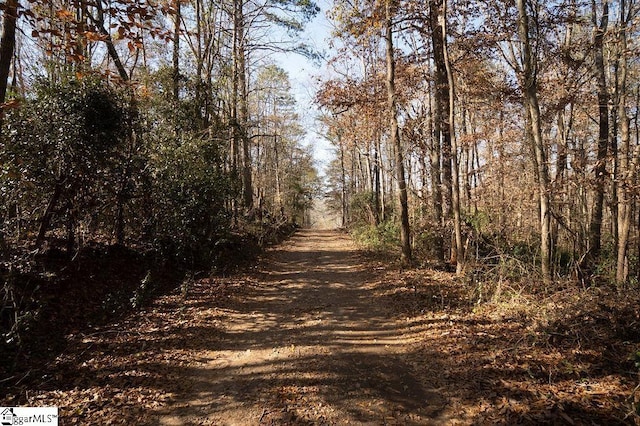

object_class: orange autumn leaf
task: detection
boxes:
[1,99,21,110]
[55,8,74,21]
[84,31,107,42]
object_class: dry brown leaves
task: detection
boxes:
[3,248,639,425]
[2,277,239,425]
[374,266,640,425]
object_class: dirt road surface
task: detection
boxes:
[8,228,634,424]
[157,229,445,425]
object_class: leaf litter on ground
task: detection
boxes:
[2,236,639,425]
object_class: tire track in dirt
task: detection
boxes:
[157,229,446,425]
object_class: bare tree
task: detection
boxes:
[0,0,19,124]
[385,0,412,263]
[517,0,552,282]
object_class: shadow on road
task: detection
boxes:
[154,229,446,425]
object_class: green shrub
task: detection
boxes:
[349,191,378,226]
[147,132,233,266]
[1,76,130,246]
[352,220,399,253]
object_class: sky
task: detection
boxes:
[274,0,336,174]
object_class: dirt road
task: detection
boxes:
[10,229,633,424]
[158,229,445,425]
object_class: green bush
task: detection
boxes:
[1,76,130,246]
[139,69,235,266]
[349,191,378,226]
[412,224,445,261]
[352,220,399,253]
[146,130,233,266]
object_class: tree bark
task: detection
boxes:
[233,0,253,211]
[429,0,452,264]
[172,0,181,101]
[441,0,464,274]
[588,0,609,264]
[231,0,240,183]
[89,2,129,81]
[429,81,445,263]
[615,0,631,285]
[373,137,381,224]
[340,135,348,227]
[385,0,412,263]
[0,0,19,125]
[517,0,552,283]
[36,180,64,250]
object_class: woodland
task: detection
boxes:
[1,0,640,424]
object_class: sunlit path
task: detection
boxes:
[157,230,445,425]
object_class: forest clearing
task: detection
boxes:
[2,230,638,425]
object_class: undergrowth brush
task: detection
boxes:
[377,263,640,423]
[351,221,399,254]
[0,218,297,394]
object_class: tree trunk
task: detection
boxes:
[373,137,381,224]
[194,0,204,127]
[232,0,253,211]
[89,2,139,243]
[588,0,609,264]
[66,200,75,254]
[615,0,631,285]
[517,0,552,283]
[231,0,240,186]
[429,79,445,263]
[238,4,251,211]
[36,180,64,250]
[553,105,572,262]
[90,2,129,81]
[0,0,18,125]
[172,0,181,101]
[385,0,412,264]
[340,134,347,227]
[429,0,452,264]
[115,126,138,245]
[377,135,386,222]
[441,0,464,274]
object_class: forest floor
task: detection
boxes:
[2,229,640,425]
